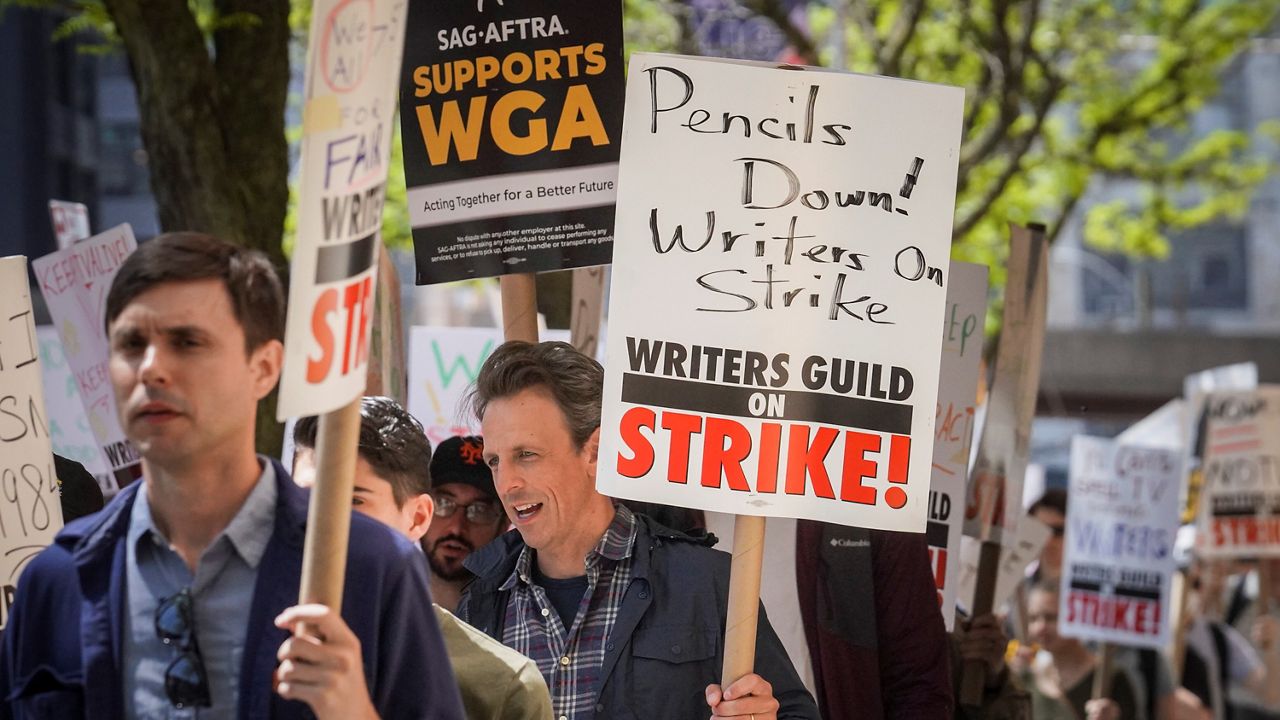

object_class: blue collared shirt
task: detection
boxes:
[123,459,277,719]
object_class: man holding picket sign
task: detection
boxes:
[0,234,464,719]
[457,340,817,718]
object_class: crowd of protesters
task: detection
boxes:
[5,231,1278,720]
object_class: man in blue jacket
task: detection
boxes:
[0,232,464,719]
[456,340,818,720]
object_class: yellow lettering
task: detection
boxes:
[416,97,487,165]
[551,85,608,151]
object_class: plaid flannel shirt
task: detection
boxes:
[500,504,637,720]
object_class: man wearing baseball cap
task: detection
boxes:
[425,435,510,612]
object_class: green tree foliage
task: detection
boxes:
[713,0,1277,291]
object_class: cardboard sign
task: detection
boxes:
[407,326,570,447]
[36,327,112,493]
[957,516,1052,612]
[48,200,90,249]
[596,54,964,531]
[1196,386,1280,558]
[1060,437,1181,648]
[1182,363,1257,523]
[570,266,607,359]
[278,0,408,419]
[963,226,1048,543]
[0,258,66,628]
[364,245,408,406]
[929,261,988,630]
[399,0,624,284]
[31,224,140,493]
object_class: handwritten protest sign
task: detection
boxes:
[1182,363,1257,523]
[1060,437,1181,648]
[278,0,408,418]
[0,258,66,627]
[31,224,139,493]
[37,327,111,492]
[48,200,90,249]
[957,516,1052,612]
[399,0,623,284]
[1196,386,1280,558]
[596,54,963,531]
[408,326,570,446]
[963,226,1048,543]
[929,262,988,629]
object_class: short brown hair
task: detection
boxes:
[293,396,432,507]
[466,341,603,448]
[105,232,284,353]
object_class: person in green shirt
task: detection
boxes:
[293,396,553,720]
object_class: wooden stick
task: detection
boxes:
[1091,642,1114,701]
[570,267,606,358]
[500,273,539,343]
[1257,556,1280,708]
[959,539,1003,706]
[1170,568,1192,681]
[722,514,766,687]
[297,398,363,611]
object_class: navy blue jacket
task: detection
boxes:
[0,459,465,720]
[458,513,819,720]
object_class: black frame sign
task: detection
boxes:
[399,0,623,284]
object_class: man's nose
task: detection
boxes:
[138,343,170,386]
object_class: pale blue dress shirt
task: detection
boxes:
[122,460,277,719]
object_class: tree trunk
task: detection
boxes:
[102,0,291,455]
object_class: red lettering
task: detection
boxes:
[340,281,362,375]
[353,276,373,369]
[785,425,837,499]
[305,289,338,383]
[617,407,656,478]
[661,411,702,484]
[702,417,752,491]
[756,422,782,493]
[839,431,879,505]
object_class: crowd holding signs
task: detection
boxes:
[7,2,1280,719]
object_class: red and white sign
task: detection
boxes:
[1060,436,1181,648]
[0,257,66,628]
[1196,386,1280,558]
[31,225,140,493]
[278,0,408,418]
[597,54,964,531]
[48,200,90,249]
[929,261,988,630]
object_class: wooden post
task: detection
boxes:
[1170,568,1192,681]
[1091,642,1114,701]
[297,398,363,611]
[570,267,606,358]
[1258,556,1280,708]
[959,539,1002,705]
[501,273,539,343]
[722,514,766,687]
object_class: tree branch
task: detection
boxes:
[879,0,925,77]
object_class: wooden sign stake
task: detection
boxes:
[722,514,766,687]
[297,398,363,613]
[501,273,539,344]
[1091,642,1114,701]
[959,539,1002,705]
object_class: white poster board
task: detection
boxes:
[1196,387,1280,558]
[597,53,964,531]
[0,258,66,627]
[929,261,988,630]
[1060,437,1181,648]
[36,327,111,492]
[31,224,140,493]
[278,0,408,418]
[957,516,1052,612]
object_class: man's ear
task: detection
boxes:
[584,426,601,477]
[406,493,435,543]
[249,339,284,400]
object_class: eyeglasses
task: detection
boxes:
[433,494,505,525]
[155,588,211,708]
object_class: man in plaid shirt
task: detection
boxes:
[457,341,818,720]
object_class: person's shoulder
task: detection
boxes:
[346,512,422,567]
[638,515,731,577]
[435,605,551,709]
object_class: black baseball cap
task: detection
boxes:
[429,435,496,499]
